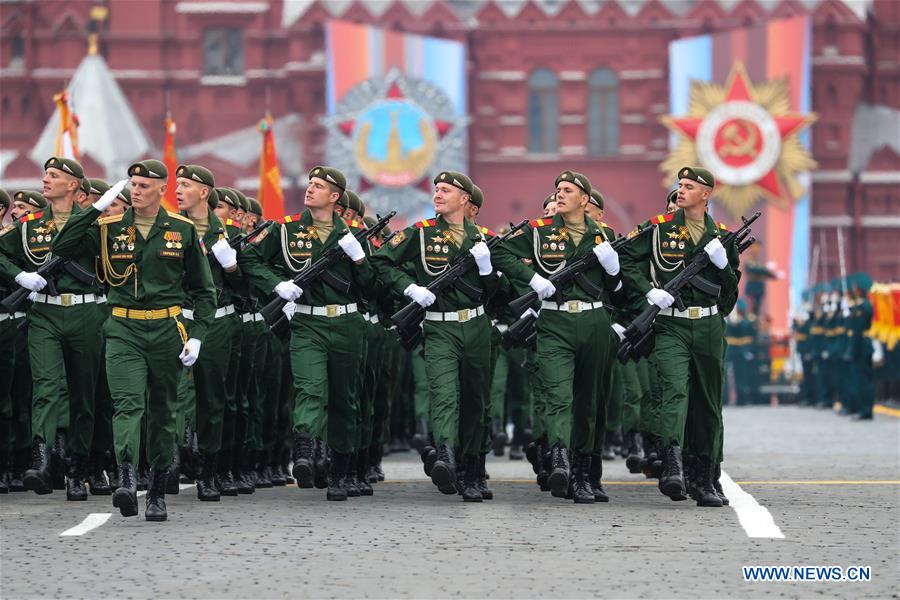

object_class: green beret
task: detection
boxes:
[14,190,47,209]
[117,187,131,206]
[79,178,91,196]
[542,193,556,209]
[44,156,84,179]
[88,178,110,196]
[308,165,346,192]
[217,188,240,209]
[0,189,9,208]
[666,189,678,207]
[128,159,168,180]
[433,171,474,196]
[175,164,215,188]
[853,272,873,293]
[206,187,219,211]
[247,197,263,217]
[555,170,591,195]
[336,192,350,209]
[357,200,366,218]
[677,166,715,188]
[232,188,249,212]
[345,190,363,215]
[588,189,604,210]
[470,185,484,209]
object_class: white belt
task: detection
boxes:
[183,305,235,320]
[296,303,358,318]
[425,305,485,323]
[495,324,509,333]
[660,305,718,320]
[369,314,379,324]
[541,300,604,313]
[241,313,255,323]
[0,312,26,321]
[32,293,101,307]
[254,313,264,322]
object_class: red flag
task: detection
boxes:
[162,115,178,211]
[54,91,79,160]
[257,114,285,219]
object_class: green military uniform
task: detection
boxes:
[372,193,497,495]
[51,160,216,518]
[724,303,756,405]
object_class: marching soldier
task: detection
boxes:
[619,167,740,508]
[0,158,108,501]
[51,159,216,521]
[372,171,497,501]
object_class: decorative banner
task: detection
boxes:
[54,91,79,161]
[257,114,286,220]
[664,16,814,333]
[162,115,178,212]
[324,21,467,224]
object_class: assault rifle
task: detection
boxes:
[392,219,529,351]
[2,256,96,314]
[260,211,395,329]
[616,211,760,364]
[501,225,652,349]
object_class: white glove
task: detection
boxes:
[469,241,493,276]
[210,239,237,269]
[646,288,675,309]
[592,241,620,276]
[529,273,556,300]
[520,308,539,320]
[15,271,47,292]
[92,179,127,212]
[704,238,728,270]
[179,338,201,367]
[274,280,303,301]
[404,283,436,308]
[612,323,626,342]
[282,301,297,320]
[338,232,366,262]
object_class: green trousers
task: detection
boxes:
[621,360,643,434]
[104,314,185,470]
[654,314,725,459]
[91,338,114,457]
[29,303,106,457]
[641,355,661,437]
[10,323,31,451]
[372,333,400,447]
[220,316,243,457]
[193,314,236,455]
[234,316,263,452]
[260,330,287,452]
[0,317,19,456]
[536,307,612,454]
[423,315,490,456]
[358,320,385,449]
[289,312,362,454]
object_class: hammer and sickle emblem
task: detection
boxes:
[719,119,759,158]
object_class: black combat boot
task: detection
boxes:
[112,462,138,517]
[683,451,698,501]
[217,450,239,496]
[196,452,221,501]
[50,431,67,490]
[66,454,88,501]
[23,440,52,494]
[695,456,724,507]
[105,452,120,490]
[411,418,429,452]
[430,443,458,495]
[136,463,149,491]
[548,443,570,498]
[313,439,329,489]
[570,453,595,504]
[490,419,508,457]
[460,455,482,502]
[255,450,272,488]
[624,431,644,474]
[291,432,316,488]
[87,451,112,495]
[420,445,437,477]
[369,442,384,482]
[235,449,256,494]
[713,462,729,505]
[344,451,360,497]
[650,438,664,479]
[10,447,29,492]
[538,442,552,492]
[640,433,657,478]
[165,442,181,495]
[356,448,373,496]
[525,441,540,474]
[0,447,8,494]
[659,443,687,501]
[477,453,493,500]
[588,453,610,502]
[281,446,295,485]
[145,468,168,522]
[326,452,350,501]
[268,448,286,486]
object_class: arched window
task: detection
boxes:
[588,68,619,156]
[528,68,559,153]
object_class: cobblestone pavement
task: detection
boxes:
[1,406,898,599]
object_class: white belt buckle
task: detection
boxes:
[60,293,75,307]
[458,309,470,323]
[567,300,581,313]
[688,307,701,320]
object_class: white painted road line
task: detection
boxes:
[720,470,785,539]
[60,513,111,537]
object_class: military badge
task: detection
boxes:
[550,242,557,251]
[390,230,406,247]
[559,243,566,251]
[442,246,448,254]
[678,241,686,250]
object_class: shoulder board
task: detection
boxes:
[717,221,729,231]
[97,213,125,226]
[414,218,437,229]
[224,218,237,227]
[20,211,43,223]
[651,213,675,225]
[479,226,496,237]
[279,213,304,224]
[529,218,549,227]
[0,224,15,237]
[600,222,609,228]
[166,210,193,225]
[344,218,365,230]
